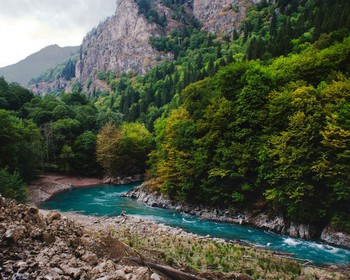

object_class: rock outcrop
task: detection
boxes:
[28,77,72,96]
[193,0,261,36]
[320,226,350,249]
[28,0,263,95]
[103,173,144,185]
[76,0,174,93]
[247,213,320,240]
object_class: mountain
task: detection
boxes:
[2,0,350,254]
[28,0,259,95]
[0,45,79,86]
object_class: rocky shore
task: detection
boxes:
[1,198,347,280]
[0,195,173,280]
[125,181,350,249]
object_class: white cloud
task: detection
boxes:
[0,0,116,67]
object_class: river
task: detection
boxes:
[40,183,350,266]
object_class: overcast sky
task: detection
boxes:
[0,0,116,67]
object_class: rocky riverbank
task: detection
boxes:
[103,174,144,185]
[2,196,348,280]
[2,194,196,280]
[125,180,350,249]
[11,174,346,279]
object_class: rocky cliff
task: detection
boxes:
[76,0,175,93]
[193,0,260,36]
[28,0,261,95]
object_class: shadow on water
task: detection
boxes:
[40,183,350,266]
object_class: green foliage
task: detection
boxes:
[136,0,167,27]
[0,109,43,182]
[96,110,124,128]
[242,0,350,59]
[0,168,28,203]
[181,78,216,120]
[263,86,326,221]
[29,56,78,86]
[0,77,33,110]
[62,59,76,80]
[96,122,152,176]
[151,107,196,201]
[72,131,100,176]
[58,144,74,173]
[150,35,350,224]
[330,213,350,233]
[19,92,100,173]
[96,123,122,176]
[97,70,116,84]
[61,92,88,106]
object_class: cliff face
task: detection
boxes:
[76,0,173,93]
[76,0,260,91]
[193,0,260,36]
[29,0,261,95]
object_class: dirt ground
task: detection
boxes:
[33,173,103,187]
[28,173,103,205]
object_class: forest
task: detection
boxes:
[0,0,350,231]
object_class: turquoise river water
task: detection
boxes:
[40,183,350,266]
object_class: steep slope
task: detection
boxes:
[28,0,260,95]
[193,0,259,36]
[75,0,174,93]
[0,45,79,86]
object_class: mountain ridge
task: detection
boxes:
[0,45,79,86]
[28,0,259,95]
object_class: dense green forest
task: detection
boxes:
[1,0,350,230]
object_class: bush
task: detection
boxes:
[0,168,28,203]
[330,214,350,233]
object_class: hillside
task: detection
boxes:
[0,45,79,86]
[28,0,259,95]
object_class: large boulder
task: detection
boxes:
[320,226,350,249]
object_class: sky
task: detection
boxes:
[0,0,116,67]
